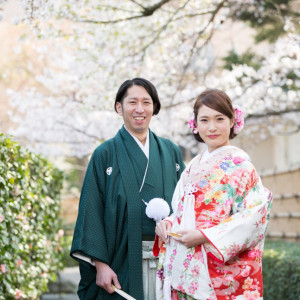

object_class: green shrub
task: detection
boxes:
[263,240,300,300]
[59,222,78,268]
[0,134,64,299]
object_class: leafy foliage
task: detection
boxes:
[0,134,64,299]
[232,0,300,43]
[222,49,262,71]
[61,233,78,268]
[263,240,300,300]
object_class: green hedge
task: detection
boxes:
[0,134,64,299]
[263,240,300,300]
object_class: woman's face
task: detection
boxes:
[196,105,234,153]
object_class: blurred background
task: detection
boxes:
[0,0,299,299]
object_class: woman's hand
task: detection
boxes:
[172,229,208,248]
[155,220,172,243]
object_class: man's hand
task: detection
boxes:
[172,229,208,248]
[94,261,121,294]
[155,220,172,243]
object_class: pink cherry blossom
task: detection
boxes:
[187,254,192,261]
[188,117,199,134]
[211,277,222,288]
[233,106,244,134]
[244,290,260,300]
[188,117,196,129]
[57,229,64,237]
[1,264,6,273]
[15,290,23,299]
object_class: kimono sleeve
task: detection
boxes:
[201,162,273,263]
[70,149,110,265]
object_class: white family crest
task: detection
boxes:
[176,163,180,172]
[106,167,112,175]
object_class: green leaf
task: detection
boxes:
[0,134,64,298]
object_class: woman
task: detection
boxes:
[154,89,272,300]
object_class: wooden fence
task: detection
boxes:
[261,168,300,241]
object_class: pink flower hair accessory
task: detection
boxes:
[233,105,244,134]
[188,117,199,134]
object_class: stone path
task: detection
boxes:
[41,295,78,300]
[41,267,80,300]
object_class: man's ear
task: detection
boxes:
[152,103,157,116]
[116,102,123,116]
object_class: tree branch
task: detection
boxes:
[129,0,146,10]
[110,0,191,74]
[57,120,100,140]
[142,0,172,16]
[72,0,172,24]
[246,107,300,120]
[171,0,228,98]
[139,0,191,52]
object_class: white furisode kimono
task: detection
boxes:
[156,146,273,300]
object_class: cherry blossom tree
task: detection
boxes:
[0,0,8,20]
[2,0,300,157]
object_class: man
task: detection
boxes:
[71,78,185,299]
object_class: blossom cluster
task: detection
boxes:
[1,0,299,158]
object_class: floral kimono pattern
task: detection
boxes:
[156,146,272,300]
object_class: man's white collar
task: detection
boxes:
[124,125,150,159]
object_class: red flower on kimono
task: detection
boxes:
[221,174,230,184]
[245,168,258,192]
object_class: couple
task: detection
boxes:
[71,78,272,300]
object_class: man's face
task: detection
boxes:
[116,85,156,140]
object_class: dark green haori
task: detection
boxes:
[71,126,184,299]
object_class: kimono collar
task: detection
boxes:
[124,125,150,158]
[201,145,238,163]
[200,145,250,162]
